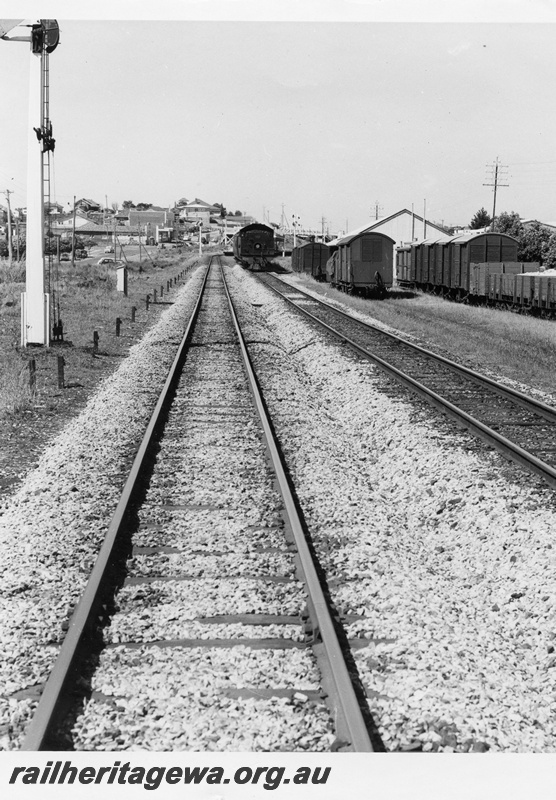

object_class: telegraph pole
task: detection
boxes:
[71,195,76,267]
[15,212,20,260]
[373,201,383,220]
[4,189,13,268]
[484,157,509,230]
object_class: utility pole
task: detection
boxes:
[373,201,383,220]
[71,195,76,267]
[4,189,13,268]
[15,213,20,260]
[484,157,509,230]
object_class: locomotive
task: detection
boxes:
[232,223,275,269]
[291,241,329,281]
[326,230,395,298]
[395,231,556,315]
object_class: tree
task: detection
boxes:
[517,221,552,265]
[541,235,556,269]
[493,212,551,264]
[213,202,227,218]
[136,203,153,211]
[493,211,523,238]
[122,200,135,210]
[469,207,492,229]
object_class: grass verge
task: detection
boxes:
[0,248,212,498]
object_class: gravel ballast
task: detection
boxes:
[70,267,335,751]
[2,259,556,751]
[225,264,556,753]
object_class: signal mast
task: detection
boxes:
[1,19,60,346]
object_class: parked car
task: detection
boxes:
[97,257,124,266]
[104,246,114,253]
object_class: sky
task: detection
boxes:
[2,2,556,236]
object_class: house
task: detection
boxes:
[521,219,556,233]
[75,198,103,215]
[50,216,149,244]
[51,212,93,232]
[178,198,220,224]
[45,201,64,216]
[128,209,174,230]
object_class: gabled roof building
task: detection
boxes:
[179,199,220,222]
[329,209,448,248]
[75,198,103,214]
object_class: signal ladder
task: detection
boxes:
[41,51,63,342]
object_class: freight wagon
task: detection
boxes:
[291,241,329,281]
[395,232,556,315]
[326,230,395,298]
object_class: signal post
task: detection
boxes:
[1,19,59,346]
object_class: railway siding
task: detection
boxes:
[225,263,556,752]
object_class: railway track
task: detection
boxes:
[257,272,556,491]
[20,257,375,752]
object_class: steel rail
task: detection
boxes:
[21,265,211,751]
[258,274,556,491]
[262,274,556,423]
[221,266,374,752]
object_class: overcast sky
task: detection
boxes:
[1,2,556,235]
